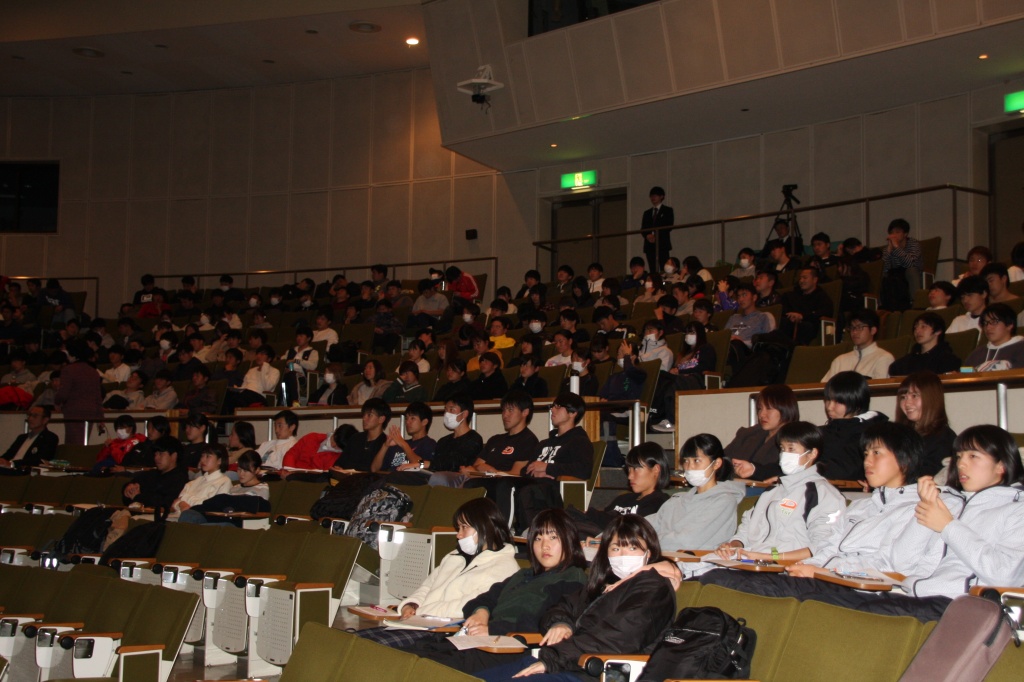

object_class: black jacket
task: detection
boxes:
[533,426,594,480]
[434,377,471,403]
[123,467,189,509]
[511,374,548,399]
[819,412,889,481]
[538,570,675,674]
[1,428,58,467]
[469,370,508,401]
[888,342,961,377]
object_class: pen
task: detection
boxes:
[370,605,390,613]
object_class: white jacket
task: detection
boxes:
[806,483,961,575]
[731,465,846,556]
[905,484,1024,599]
[174,470,232,511]
[398,545,519,618]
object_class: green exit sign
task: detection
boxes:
[1005,91,1024,114]
[561,170,598,190]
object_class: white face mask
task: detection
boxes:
[159,339,171,351]
[571,361,583,373]
[683,462,713,488]
[644,333,657,343]
[248,298,258,308]
[301,299,313,308]
[116,428,131,440]
[458,532,478,555]
[462,313,474,324]
[529,321,543,333]
[664,264,676,275]
[608,551,648,579]
[443,412,463,431]
[644,280,653,289]
[684,333,697,347]
[324,373,336,385]
[779,450,810,476]
[199,315,210,326]
[270,297,281,306]
[617,357,625,368]
[739,258,751,269]
[220,285,230,292]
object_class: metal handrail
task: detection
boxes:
[6,276,100,319]
[149,257,500,300]
[535,183,990,272]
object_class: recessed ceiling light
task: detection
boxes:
[262,59,276,64]
[154,44,168,49]
[72,47,104,58]
[11,55,24,61]
[406,37,420,46]
[741,108,750,112]
[978,54,989,59]
[349,21,381,34]
[550,144,558,148]
[121,70,133,75]
[306,29,319,35]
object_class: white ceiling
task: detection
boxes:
[1,2,1022,174]
[0,0,428,97]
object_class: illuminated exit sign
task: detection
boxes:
[561,170,598,190]
[1005,91,1024,114]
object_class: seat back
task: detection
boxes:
[280,622,354,682]
[245,528,308,576]
[785,342,852,384]
[119,583,200,663]
[945,329,980,364]
[736,495,758,526]
[771,599,924,681]
[0,475,30,504]
[55,444,104,468]
[343,631,417,680]
[273,481,327,517]
[414,487,485,530]
[674,580,702,612]
[0,512,50,548]
[200,526,261,570]
[63,476,119,507]
[919,236,942,281]
[154,521,223,566]
[694,584,800,682]
[0,564,67,614]
[705,329,732,375]
[21,475,74,505]
[285,533,363,598]
[876,334,912,360]
[410,656,485,681]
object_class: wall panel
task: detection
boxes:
[48,201,89,277]
[291,81,331,191]
[51,98,92,202]
[247,195,289,272]
[130,95,172,199]
[902,0,935,39]
[87,201,128,313]
[166,199,209,277]
[717,0,780,79]
[288,192,329,270]
[775,0,840,67]
[835,0,903,53]
[250,86,292,194]
[9,98,50,159]
[371,71,413,184]
[522,32,579,122]
[452,175,494,284]
[411,180,453,267]
[663,0,724,92]
[210,89,252,196]
[413,69,451,180]
[569,20,624,112]
[613,5,673,101]
[4,236,46,278]
[208,197,250,274]
[368,184,411,266]
[331,77,372,188]
[126,200,168,289]
[170,92,212,197]
[330,188,370,267]
[89,96,132,200]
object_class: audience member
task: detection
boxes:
[818,371,888,481]
[821,309,893,381]
[0,405,57,472]
[964,303,1024,371]
[888,312,961,376]
[894,371,956,477]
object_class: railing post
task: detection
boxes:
[951,187,959,272]
[997,382,1008,430]
[719,222,726,263]
[631,400,641,448]
[83,420,90,446]
[749,396,757,427]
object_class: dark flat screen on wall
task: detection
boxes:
[0,162,60,233]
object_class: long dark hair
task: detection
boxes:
[945,425,1024,492]
[527,508,586,575]
[680,321,707,358]
[231,421,257,450]
[585,515,664,601]
[453,497,512,555]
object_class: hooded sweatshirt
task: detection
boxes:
[805,483,961,575]
[732,464,846,557]
[904,484,1024,599]
[964,335,1024,372]
[649,480,746,551]
[639,337,674,372]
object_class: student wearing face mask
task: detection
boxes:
[662,256,683,284]
[637,320,674,371]
[649,434,745,560]
[476,514,675,682]
[702,422,846,586]
[357,497,518,650]
[391,395,484,487]
[649,322,716,432]
[730,248,757,279]
[307,362,347,406]
[92,414,146,472]
[559,349,599,397]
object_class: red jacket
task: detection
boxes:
[281,433,340,471]
[450,273,479,301]
[97,434,146,465]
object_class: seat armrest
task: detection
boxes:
[273,514,313,525]
[61,631,123,641]
[293,583,334,591]
[556,476,585,482]
[507,632,542,645]
[579,653,650,667]
[703,371,723,390]
[969,586,1024,597]
[430,526,456,533]
[117,643,165,653]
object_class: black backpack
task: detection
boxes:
[54,506,118,560]
[308,472,385,521]
[637,606,756,681]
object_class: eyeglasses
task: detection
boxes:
[848,324,869,332]
[982,319,1006,327]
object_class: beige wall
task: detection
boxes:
[0,68,541,315]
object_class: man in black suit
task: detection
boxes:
[640,186,675,274]
[0,405,58,473]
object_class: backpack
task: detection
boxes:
[899,594,1019,682]
[308,472,384,521]
[637,606,756,681]
[99,507,169,566]
[343,484,413,549]
[54,506,118,560]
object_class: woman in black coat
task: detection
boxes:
[818,371,887,481]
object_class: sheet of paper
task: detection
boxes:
[447,635,524,651]
[383,615,462,630]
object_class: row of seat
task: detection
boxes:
[0,562,198,682]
